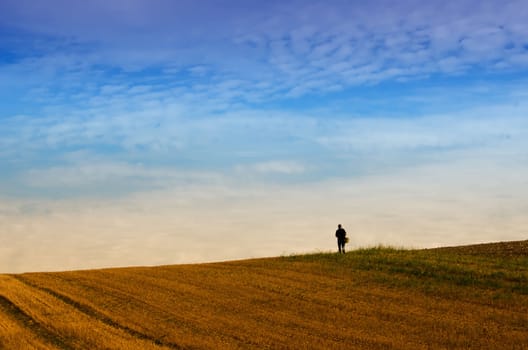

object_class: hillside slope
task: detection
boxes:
[1,241,527,349]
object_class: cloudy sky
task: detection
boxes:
[1,0,528,272]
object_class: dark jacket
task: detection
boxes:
[335,228,346,240]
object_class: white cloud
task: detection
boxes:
[235,161,307,175]
[3,97,526,204]
[316,106,528,152]
[19,153,225,197]
[2,0,528,105]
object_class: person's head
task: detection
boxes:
[338,224,342,228]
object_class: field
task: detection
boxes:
[1,240,527,349]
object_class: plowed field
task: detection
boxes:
[1,241,527,349]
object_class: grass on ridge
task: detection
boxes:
[282,243,528,298]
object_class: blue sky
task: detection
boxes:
[1,0,528,272]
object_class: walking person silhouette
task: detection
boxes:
[335,224,347,254]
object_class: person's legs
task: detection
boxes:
[338,239,345,253]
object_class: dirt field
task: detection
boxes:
[1,240,527,349]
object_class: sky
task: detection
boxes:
[1,0,528,273]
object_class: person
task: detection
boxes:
[335,224,347,254]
